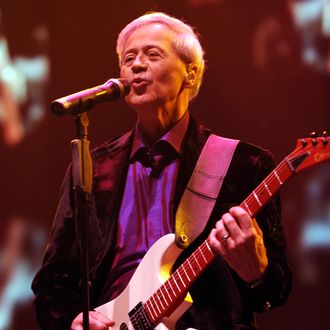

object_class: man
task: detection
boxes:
[32,12,291,330]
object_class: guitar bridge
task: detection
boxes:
[128,301,154,330]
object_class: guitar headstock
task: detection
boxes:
[288,131,330,173]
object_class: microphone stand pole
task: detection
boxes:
[71,112,93,330]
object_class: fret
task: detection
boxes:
[172,274,182,292]
[177,270,186,288]
[163,281,173,302]
[205,240,214,255]
[150,294,161,317]
[145,300,156,321]
[274,170,283,185]
[158,287,168,308]
[243,202,253,217]
[198,245,208,264]
[153,294,162,316]
[182,264,191,282]
[155,291,165,311]
[253,191,262,207]
[187,258,197,276]
[167,278,176,298]
[263,181,272,196]
[148,298,157,321]
[192,252,202,271]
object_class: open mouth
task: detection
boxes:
[131,78,149,87]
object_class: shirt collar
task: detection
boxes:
[130,111,190,160]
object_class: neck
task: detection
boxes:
[136,98,189,146]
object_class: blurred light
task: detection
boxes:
[302,221,330,247]
[14,56,49,82]
[0,261,35,330]
[291,0,324,28]
[322,0,330,35]
[290,0,330,71]
[303,46,318,63]
[1,65,27,103]
[0,38,9,68]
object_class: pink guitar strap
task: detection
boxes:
[175,134,239,249]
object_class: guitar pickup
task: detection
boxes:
[128,301,154,330]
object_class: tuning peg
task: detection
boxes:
[321,131,328,145]
[301,139,308,147]
[309,131,318,146]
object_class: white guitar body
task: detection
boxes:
[96,234,193,329]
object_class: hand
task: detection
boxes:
[71,311,115,330]
[209,206,268,283]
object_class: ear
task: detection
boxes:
[184,63,198,88]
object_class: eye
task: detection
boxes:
[147,50,161,59]
[123,54,135,65]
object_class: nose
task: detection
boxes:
[131,55,147,73]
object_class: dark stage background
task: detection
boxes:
[0,0,329,329]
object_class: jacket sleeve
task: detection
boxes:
[31,166,83,330]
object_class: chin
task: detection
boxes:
[126,94,160,110]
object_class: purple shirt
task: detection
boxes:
[103,112,190,301]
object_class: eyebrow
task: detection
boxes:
[123,44,168,57]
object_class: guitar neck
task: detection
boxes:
[240,157,294,217]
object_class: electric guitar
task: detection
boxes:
[96,133,330,330]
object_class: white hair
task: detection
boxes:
[116,12,206,100]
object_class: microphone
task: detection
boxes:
[51,78,131,116]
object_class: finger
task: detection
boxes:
[222,212,242,238]
[71,311,115,330]
[215,219,230,243]
[71,325,83,330]
[88,318,109,330]
[209,228,221,249]
[90,311,115,327]
[209,228,225,254]
[229,206,253,230]
[89,314,115,329]
[71,313,83,330]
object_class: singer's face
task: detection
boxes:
[120,23,187,113]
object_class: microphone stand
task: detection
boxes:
[71,112,93,330]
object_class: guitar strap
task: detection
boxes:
[175,134,239,249]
